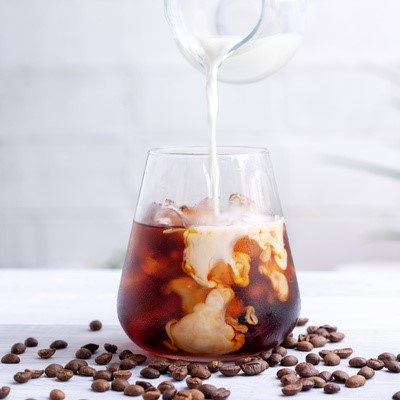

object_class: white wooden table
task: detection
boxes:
[0,266,399,399]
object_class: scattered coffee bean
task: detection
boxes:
[345,375,366,388]
[50,340,68,350]
[92,378,110,392]
[358,366,375,379]
[111,378,129,391]
[393,391,400,400]
[281,374,299,386]
[0,386,10,399]
[56,369,74,382]
[124,384,145,396]
[107,361,121,372]
[386,360,400,373]
[119,349,133,360]
[240,359,268,376]
[162,388,177,400]
[211,388,231,400]
[281,336,298,348]
[378,352,396,362]
[329,332,345,342]
[172,366,188,381]
[295,362,319,378]
[186,377,202,390]
[188,388,206,400]
[1,353,20,364]
[324,382,341,394]
[129,353,147,364]
[49,389,65,400]
[82,343,99,353]
[349,357,367,368]
[198,384,217,398]
[93,369,113,381]
[234,356,254,366]
[207,360,223,373]
[13,370,32,383]
[37,348,55,359]
[95,352,112,365]
[75,347,92,359]
[334,348,353,359]
[25,369,44,379]
[120,358,137,370]
[89,320,102,331]
[148,358,170,373]
[64,359,87,373]
[11,343,26,354]
[316,328,330,338]
[300,378,314,391]
[78,365,97,377]
[45,363,63,377]
[309,376,326,388]
[281,355,298,367]
[136,381,155,390]
[296,317,309,326]
[332,370,349,382]
[103,343,118,353]
[158,381,176,393]
[307,325,319,333]
[142,389,161,400]
[310,335,328,348]
[319,371,332,382]
[277,368,296,379]
[295,341,314,352]
[281,382,302,396]
[219,365,240,377]
[366,358,385,370]
[24,337,38,347]
[140,367,161,379]
[113,369,132,380]
[267,353,282,366]
[324,352,341,366]
[259,350,272,361]
[305,353,320,365]
[318,349,331,358]
[191,366,211,379]
[273,346,288,356]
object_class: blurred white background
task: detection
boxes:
[0,0,399,270]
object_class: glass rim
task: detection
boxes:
[148,146,269,156]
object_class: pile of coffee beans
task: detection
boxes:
[0,318,399,399]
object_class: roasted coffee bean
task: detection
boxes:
[300,378,314,391]
[120,358,137,370]
[113,369,132,379]
[187,363,203,373]
[334,348,353,359]
[310,335,328,348]
[310,376,326,388]
[318,349,331,358]
[50,340,68,350]
[318,371,332,382]
[119,349,133,360]
[188,389,206,400]
[140,367,161,379]
[281,382,302,396]
[142,389,161,400]
[149,358,171,373]
[186,377,202,390]
[328,332,345,342]
[45,363,64,377]
[295,341,314,352]
[92,378,110,392]
[107,361,121,372]
[386,360,400,373]
[162,388,177,400]
[158,381,176,392]
[172,366,188,381]
[281,336,298,348]
[56,369,74,381]
[345,375,366,388]
[332,370,349,382]
[219,365,240,377]
[64,359,87,373]
[210,388,230,400]
[378,352,396,362]
[37,348,55,359]
[11,343,26,354]
[240,359,268,376]
[207,360,223,373]
[393,391,400,400]
[24,337,38,347]
[259,350,272,361]
[136,381,155,390]
[273,346,288,356]
[25,369,44,379]
[49,389,65,400]
[305,353,320,365]
[111,378,129,391]
[93,369,113,381]
[324,382,341,394]
[89,320,102,331]
[307,325,319,334]
[267,353,282,366]
[13,370,32,383]
[173,390,191,400]
[78,365,96,377]
[1,353,20,364]
[81,343,98,353]
[281,355,298,367]
[75,347,92,359]
[358,366,375,379]
[324,352,341,366]
[124,384,145,396]
[95,352,112,365]
[296,317,309,326]
[191,366,211,379]
[277,368,296,379]
[295,362,319,378]
[198,384,217,398]
[315,328,330,338]
[103,342,117,353]
[128,353,147,364]
[366,358,385,370]
[0,386,10,399]
[349,357,367,368]
[234,356,254,365]
[280,374,299,386]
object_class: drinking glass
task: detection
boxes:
[117,147,300,360]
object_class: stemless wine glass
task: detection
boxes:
[117,147,300,360]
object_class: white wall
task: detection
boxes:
[0,0,399,269]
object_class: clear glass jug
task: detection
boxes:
[164,0,306,83]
